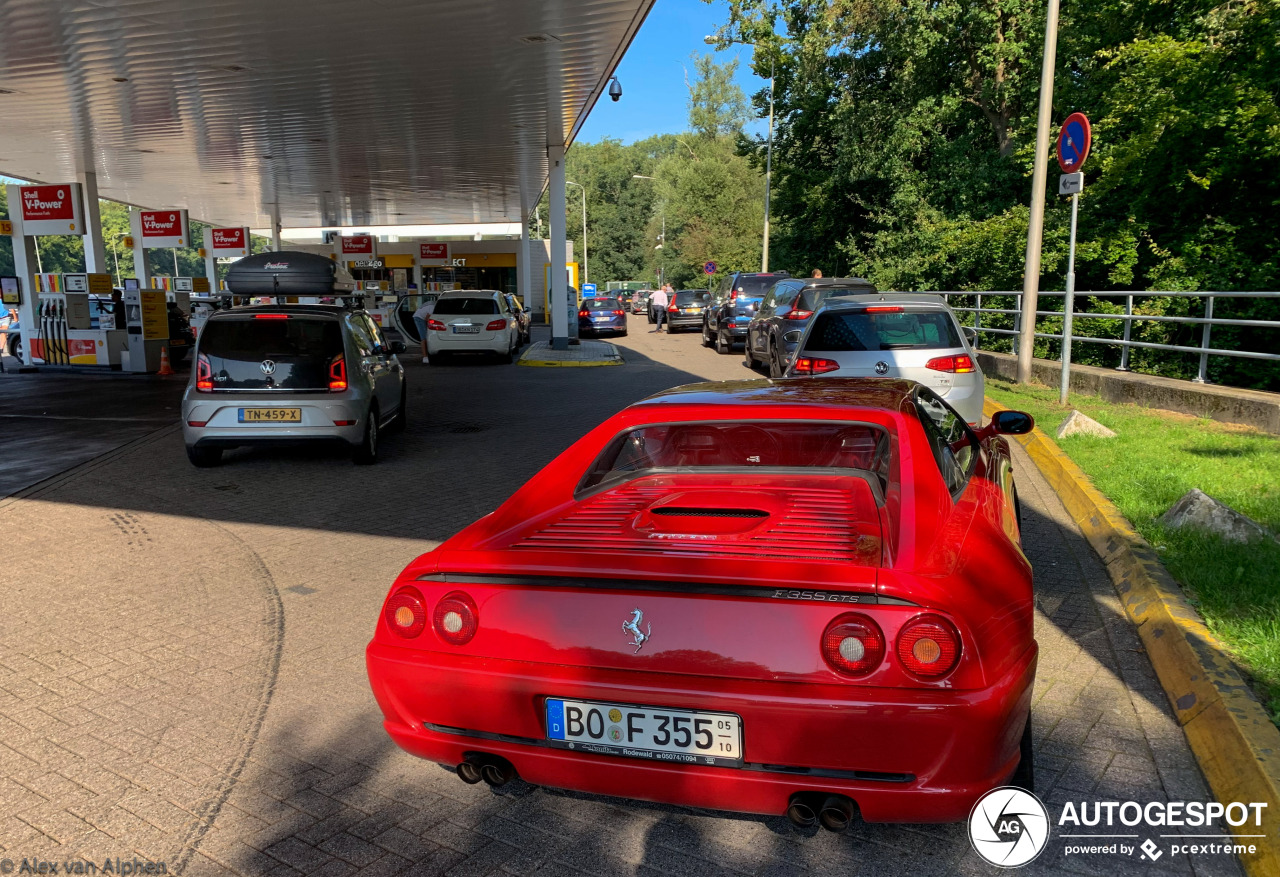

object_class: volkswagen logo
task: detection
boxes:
[259,360,276,375]
[968,787,1050,868]
[874,361,889,375]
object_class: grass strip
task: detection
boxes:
[985,378,1280,722]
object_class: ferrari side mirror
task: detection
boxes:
[984,410,1034,437]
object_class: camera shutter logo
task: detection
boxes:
[968,787,1050,868]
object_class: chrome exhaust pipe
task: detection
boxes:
[786,793,819,828]
[480,759,516,787]
[456,758,484,784]
[818,795,855,832]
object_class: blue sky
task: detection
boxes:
[575,0,771,145]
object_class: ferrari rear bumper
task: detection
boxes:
[366,641,1036,823]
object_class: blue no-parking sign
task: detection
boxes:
[704,261,717,275]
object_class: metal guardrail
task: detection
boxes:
[936,290,1280,384]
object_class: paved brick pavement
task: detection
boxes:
[0,324,1243,876]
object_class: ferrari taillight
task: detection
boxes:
[897,615,961,678]
[196,353,213,391]
[821,613,885,677]
[384,587,426,639]
[925,354,975,374]
[793,357,840,375]
[433,591,478,646]
[329,354,347,391]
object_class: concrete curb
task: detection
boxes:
[518,356,623,367]
[987,398,1280,876]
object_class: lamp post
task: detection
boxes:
[1017,0,1062,384]
[565,180,588,284]
[705,35,774,272]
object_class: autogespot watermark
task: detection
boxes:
[0,858,170,875]
[968,788,1270,867]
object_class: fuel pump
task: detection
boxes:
[123,288,168,372]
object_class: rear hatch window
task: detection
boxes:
[579,421,890,494]
[199,314,344,391]
[673,291,708,306]
[434,297,499,315]
[584,298,621,311]
[805,309,962,351]
[798,286,875,312]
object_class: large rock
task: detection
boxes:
[1057,410,1118,439]
[1159,489,1273,543]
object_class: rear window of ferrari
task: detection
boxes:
[578,421,890,493]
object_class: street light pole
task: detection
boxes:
[565,180,588,284]
[706,36,774,272]
[1017,0,1062,384]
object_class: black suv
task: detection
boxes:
[702,271,790,354]
[745,276,877,378]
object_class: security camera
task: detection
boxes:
[608,77,622,102]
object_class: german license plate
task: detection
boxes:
[452,325,480,334]
[545,697,742,767]
[239,408,301,423]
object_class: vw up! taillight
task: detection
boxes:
[196,353,213,391]
[329,354,347,391]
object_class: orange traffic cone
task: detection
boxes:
[157,346,175,376]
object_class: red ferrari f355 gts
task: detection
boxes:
[367,378,1037,830]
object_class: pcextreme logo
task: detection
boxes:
[969,787,1051,867]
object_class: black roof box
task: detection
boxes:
[224,251,356,294]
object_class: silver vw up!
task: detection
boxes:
[181,305,405,466]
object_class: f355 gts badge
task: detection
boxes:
[622,608,651,654]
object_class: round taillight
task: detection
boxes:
[384,587,426,639]
[433,591,478,646]
[821,613,885,677]
[897,614,961,679]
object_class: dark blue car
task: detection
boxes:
[579,297,628,337]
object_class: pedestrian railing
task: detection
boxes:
[934,290,1280,384]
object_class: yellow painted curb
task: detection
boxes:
[517,357,623,368]
[987,398,1280,876]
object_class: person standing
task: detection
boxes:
[649,285,669,333]
[413,295,435,363]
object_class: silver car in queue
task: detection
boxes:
[783,294,986,426]
[182,305,406,467]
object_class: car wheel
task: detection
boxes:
[186,445,221,468]
[743,334,758,369]
[498,336,515,364]
[715,327,731,355]
[701,320,713,348]
[353,408,379,465]
[8,336,22,359]
[619,329,628,337]
[388,382,407,433]
[1009,717,1034,792]
[769,342,786,379]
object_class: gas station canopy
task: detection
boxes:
[0,0,654,228]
